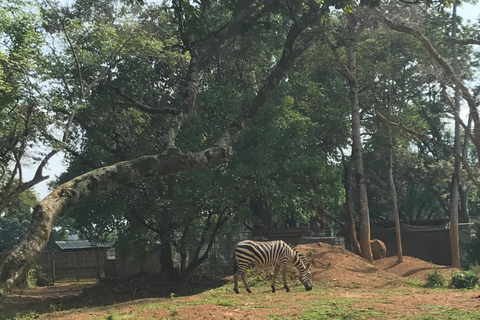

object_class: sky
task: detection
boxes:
[458,2,480,21]
[23,2,480,200]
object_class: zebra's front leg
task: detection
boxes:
[271,265,280,293]
[282,264,290,292]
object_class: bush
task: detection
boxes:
[424,270,446,288]
[468,264,480,275]
[449,270,479,289]
[34,265,54,287]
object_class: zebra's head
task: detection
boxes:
[298,255,312,291]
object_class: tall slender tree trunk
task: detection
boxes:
[343,160,361,255]
[386,104,403,263]
[459,114,472,223]
[450,2,461,269]
[347,15,373,263]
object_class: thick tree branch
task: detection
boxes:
[215,6,331,150]
[323,32,356,82]
[444,36,480,46]
[113,88,179,115]
[440,83,476,144]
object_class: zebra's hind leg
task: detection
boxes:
[233,272,240,294]
[282,264,290,292]
[271,265,280,293]
[241,272,252,293]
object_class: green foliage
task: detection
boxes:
[0,188,38,251]
[467,264,480,275]
[449,270,479,289]
[13,311,40,320]
[424,270,447,288]
[34,264,54,287]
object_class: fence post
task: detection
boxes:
[52,252,56,284]
[96,249,101,280]
[76,251,80,282]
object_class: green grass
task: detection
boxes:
[267,301,382,320]
[298,306,382,320]
[403,306,480,320]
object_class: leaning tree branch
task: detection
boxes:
[443,36,480,46]
[323,32,356,82]
[214,3,332,150]
[440,83,476,144]
[113,88,179,115]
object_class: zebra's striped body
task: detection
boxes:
[233,240,312,294]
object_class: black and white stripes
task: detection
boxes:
[233,239,312,294]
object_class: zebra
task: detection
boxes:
[233,239,312,294]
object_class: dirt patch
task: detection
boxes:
[373,255,458,281]
[297,242,404,288]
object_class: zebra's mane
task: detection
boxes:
[290,245,308,266]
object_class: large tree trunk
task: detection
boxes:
[159,242,180,282]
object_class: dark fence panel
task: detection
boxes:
[36,250,107,282]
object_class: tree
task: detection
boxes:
[0,0,344,301]
[449,0,461,269]
[324,9,374,262]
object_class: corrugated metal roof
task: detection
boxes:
[55,240,110,250]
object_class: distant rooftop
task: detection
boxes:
[55,240,110,251]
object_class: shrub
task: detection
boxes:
[34,265,54,287]
[449,270,479,289]
[468,264,480,275]
[424,270,446,288]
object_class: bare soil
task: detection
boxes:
[2,242,479,320]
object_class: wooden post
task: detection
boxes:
[76,251,80,282]
[96,249,101,280]
[52,252,56,284]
